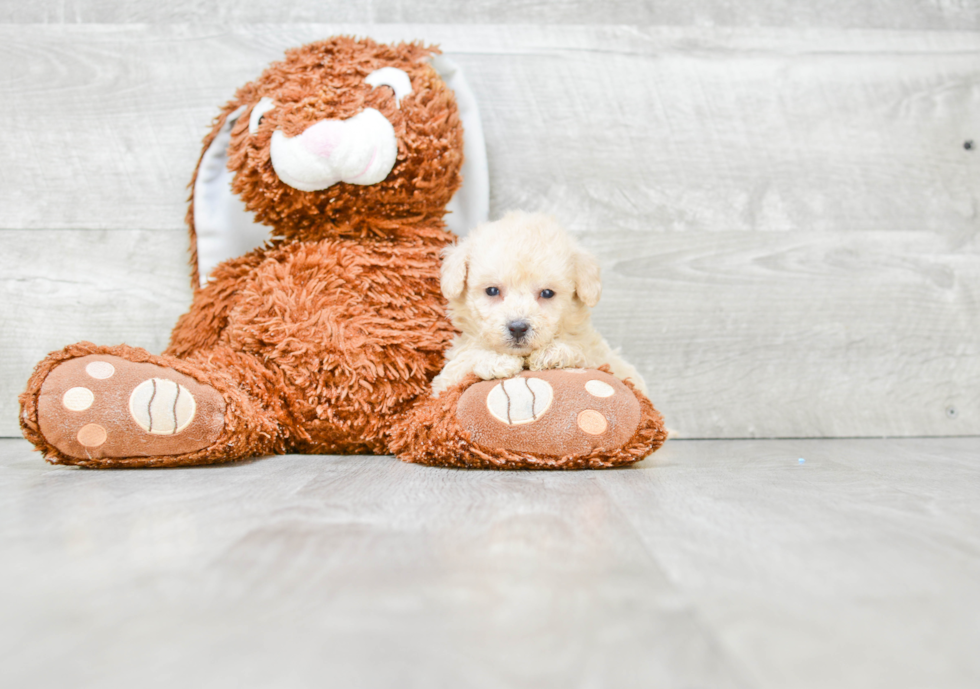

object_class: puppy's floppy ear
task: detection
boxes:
[573,250,602,307]
[440,239,469,300]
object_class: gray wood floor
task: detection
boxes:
[3,437,978,688]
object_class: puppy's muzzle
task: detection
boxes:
[507,320,531,344]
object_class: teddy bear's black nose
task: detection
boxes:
[507,321,530,340]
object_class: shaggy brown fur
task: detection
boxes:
[186,38,461,287]
[20,341,277,468]
[21,37,461,468]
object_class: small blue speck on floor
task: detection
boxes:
[798,458,805,464]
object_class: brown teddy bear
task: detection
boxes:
[19,37,666,470]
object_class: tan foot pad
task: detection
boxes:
[37,355,226,460]
[457,369,641,455]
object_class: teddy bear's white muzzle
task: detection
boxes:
[269,108,398,192]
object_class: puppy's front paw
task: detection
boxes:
[473,353,525,381]
[527,342,586,371]
[430,373,451,398]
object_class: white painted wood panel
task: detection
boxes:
[584,230,980,438]
[2,25,977,233]
[1,25,978,438]
[3,0,979,31]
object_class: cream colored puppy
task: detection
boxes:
[431,211,647,396]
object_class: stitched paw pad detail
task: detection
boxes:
[457,369,641,455]
[36,355,225,460]
[485,377,554,425]
[129,378,197,435]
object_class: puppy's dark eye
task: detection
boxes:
[485,286,500,297]
[540,289,555,299]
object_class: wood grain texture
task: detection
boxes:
[2,437,979,688]
[583,230,980,438]
[2,25,977,233]
[596,437,980,689]
[1,24,979,438]
[2,0,979,30]
[1,230,193,436]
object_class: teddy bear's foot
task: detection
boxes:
[28,353,226,466]
[390,368,667,470]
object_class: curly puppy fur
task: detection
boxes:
[431,211,647,396]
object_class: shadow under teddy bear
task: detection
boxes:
[19,37,666,470]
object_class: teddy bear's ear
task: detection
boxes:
[440,239,469,300]
[192,103,269,288]
[430,55,488,238]
[574,250,602,308]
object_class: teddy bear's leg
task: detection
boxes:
[20,342,281,468]
[390,368,667,470]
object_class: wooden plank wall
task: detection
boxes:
[2,4,979,439]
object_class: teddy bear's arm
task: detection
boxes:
[165,252,265,358]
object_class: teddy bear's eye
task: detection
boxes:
[485,286,500,297]
[249,97,276,135]
[365,67,413,108]
[540,289,555,299]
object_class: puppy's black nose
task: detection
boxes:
[507,321,530,339]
